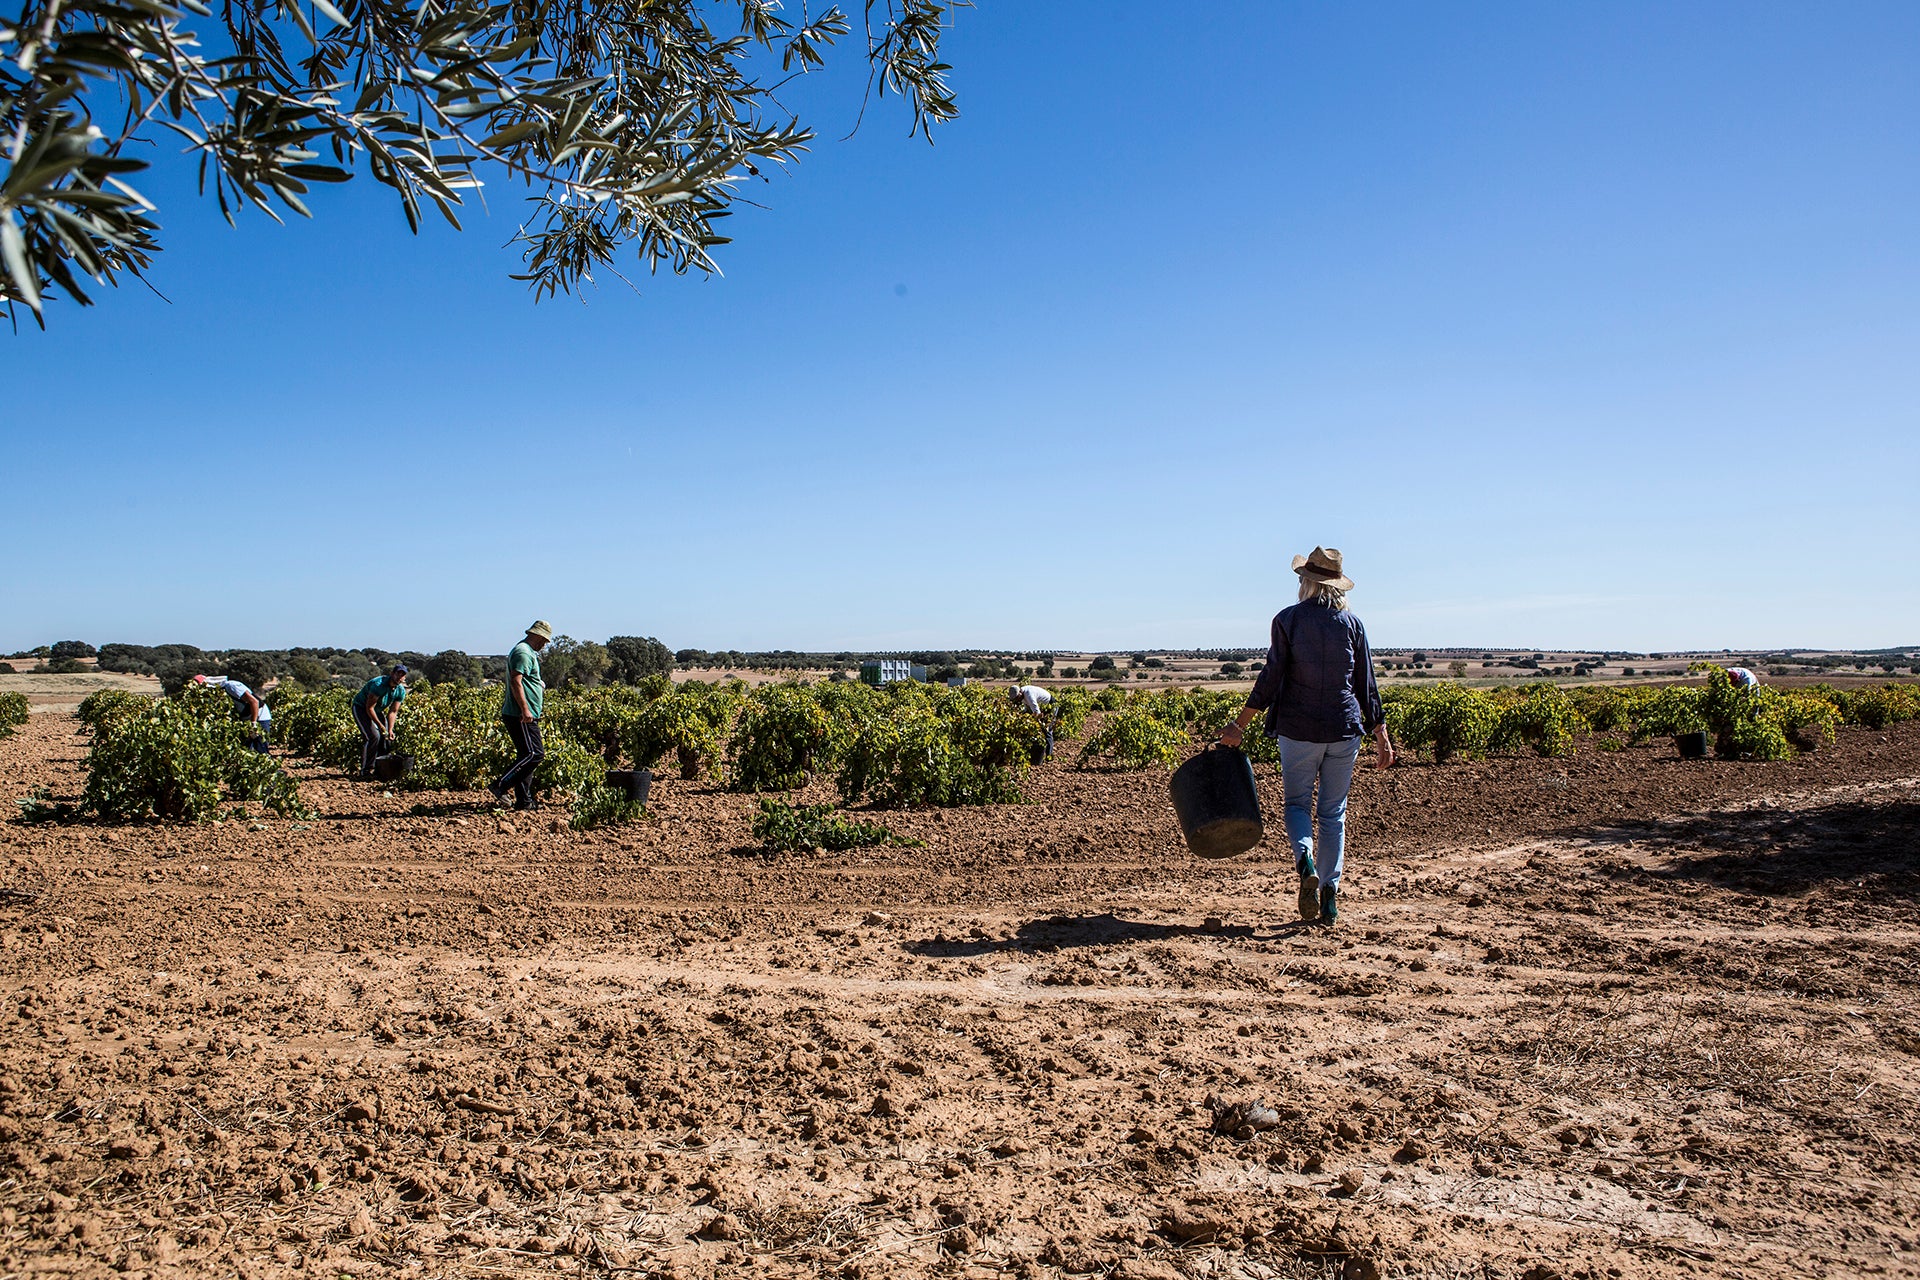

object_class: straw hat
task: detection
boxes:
[526,620,554,640]
[1291,546,1354,591]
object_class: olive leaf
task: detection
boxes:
[1,0,963,325]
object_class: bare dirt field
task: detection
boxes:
[1,713,1916,1279]
[0,671,160,714]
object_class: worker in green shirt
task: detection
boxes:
[351,664,409,780]
[487,620,552,810]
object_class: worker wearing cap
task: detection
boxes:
[1726,666,1760,690]
[193,673,272,753]
[488,620,552,810]
[1008,683,1056,759]
[351,665,409,780]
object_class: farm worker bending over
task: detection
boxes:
[351,664,409,780]
[1726,667,1760,690]
[1218,547,1393,926]
[488,620,552,811]
[194,674,271,753]
[1009,683,1055,758]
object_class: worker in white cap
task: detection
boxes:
[193,673,272,753]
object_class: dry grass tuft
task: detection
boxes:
[1496,995,1846,1107]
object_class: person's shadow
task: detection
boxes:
[903,911,1316,958]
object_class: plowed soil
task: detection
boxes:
[2,713,1917,1280]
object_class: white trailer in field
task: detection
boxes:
[859,660,927,686]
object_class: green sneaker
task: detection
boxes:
[1319,884,1339,925]
[1296,854,1320,922]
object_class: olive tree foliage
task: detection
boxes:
[0,0,960,325]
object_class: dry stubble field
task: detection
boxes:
[1,712,1917,1280]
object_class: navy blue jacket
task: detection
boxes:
[1244,601,1384,743]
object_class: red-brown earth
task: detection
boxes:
[2,712,1917,1279]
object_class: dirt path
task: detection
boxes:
[1,715,1917,1279]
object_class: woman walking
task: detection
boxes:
[1220,547,1393,924]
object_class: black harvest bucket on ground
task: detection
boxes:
[1676,731,1710,759]
[373,752,414,783]
[1168,747,1264,859]
[606,769,652,805]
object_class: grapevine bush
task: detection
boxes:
[543,683,663,767]
[1077,703,1187,770]
[392,685,516,790]
[1841,682,1920,730]
[626,682,740,780]
[752,799,905,852]
[1625,687,1707,741]
[1047,688,1094,739]
[76,689,149,735]
[838,685,1037,807]
[1489,685,1587,758]
[0,692,30,738]
[272,687,355,754]
[728,684,847,792]
[1384,684,1499,762]
[81,685,307,821]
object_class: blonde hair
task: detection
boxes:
[1298,577,1348,611]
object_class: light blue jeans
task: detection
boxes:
[1277,734,1363,888]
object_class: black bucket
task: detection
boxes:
[606,768,652,805]
[373,752,414,783]
[1168,747,1264,859]
[1676,731,1709,760]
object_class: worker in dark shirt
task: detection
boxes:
[351,665,409,780]
[1220,547,1393,925]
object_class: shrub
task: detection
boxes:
[1490,685,1586,758]
[529,736,644,829]
[0,692,29,738]
[50,640,96,660]
[543,684,658,766]
[1628,687,1707,740]
[271,686,355,753]
[838,686,1036,807]
[627,682,741,780]
[1841,683,1920,730]
[1568,686,1632,733]
[729,684,845,792]
[81,687,308,821]
[1047,688,1094,739]
[1088,655,1116,671]
[1384,684,1499,762]
[1077,704,1187,770]
[1775,691,1841,751]
[76,688,148,735]
[752,799,904,852]
[391,684,515,790]
[1692,665,1790,761]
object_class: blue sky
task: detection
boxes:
[5,1,1916,655]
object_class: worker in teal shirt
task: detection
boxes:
[488,620,551,809]
[351,664,409,780]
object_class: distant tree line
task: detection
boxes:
[9,636,672,696]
